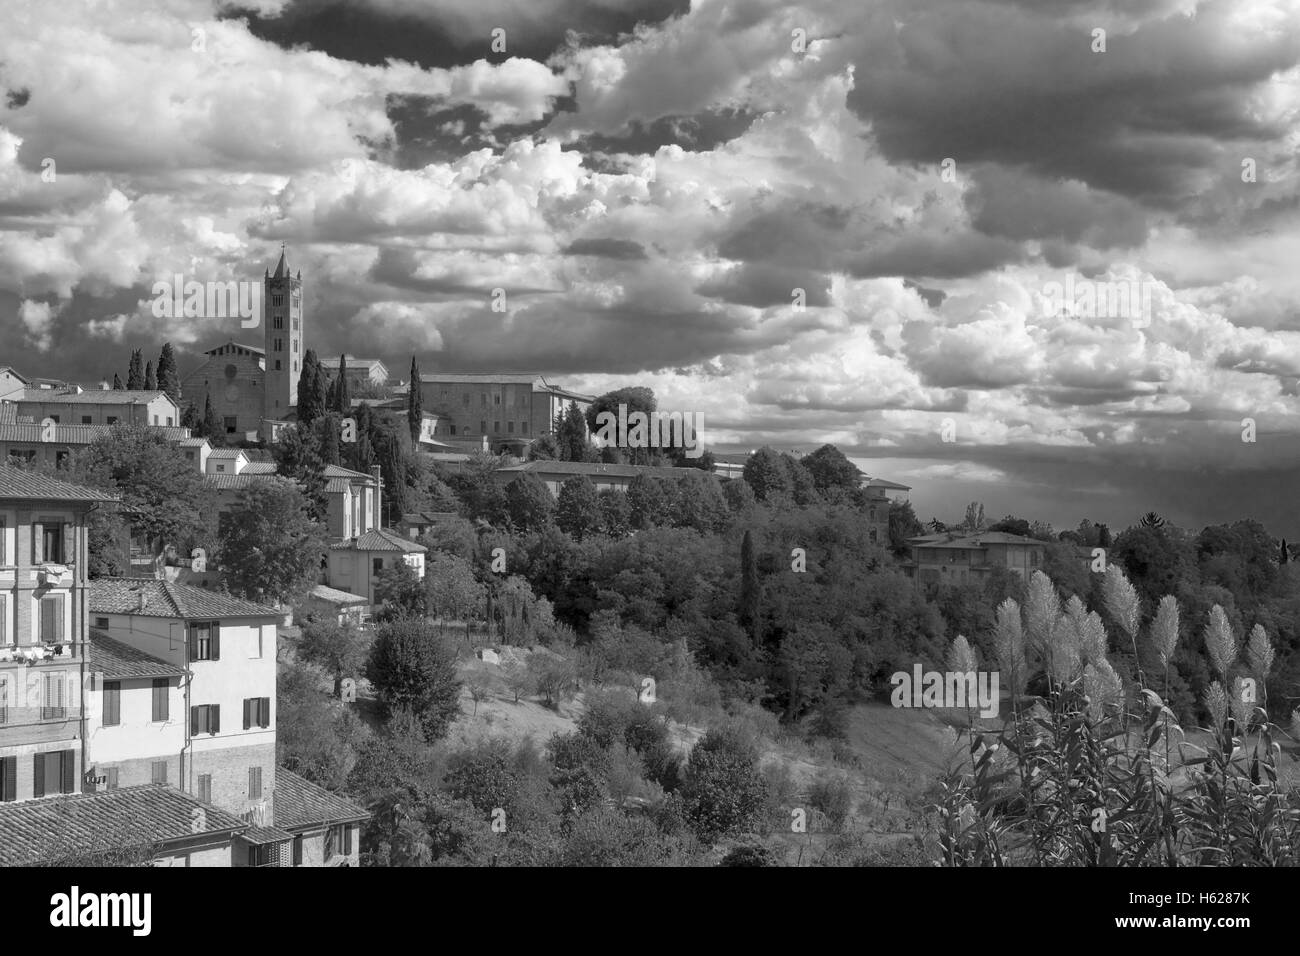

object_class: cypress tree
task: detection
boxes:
[112,373,124,390]
[126,349,144,390]
[156,342,182,402]
[144,360,157,391]
[407,356,422,444]
[336,355,351,413]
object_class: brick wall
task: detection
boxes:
[188,741,276,817]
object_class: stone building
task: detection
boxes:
[180,247,304,441]
[417,372,593,455]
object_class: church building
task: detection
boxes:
[181,248,305,441]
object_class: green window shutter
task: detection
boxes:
[211,704,220,734]
[187,626,197,660]
[262,697,271,728]
[61,523,73,565]
[211,622,221,660]
[343,824,353,855]
[0,756,15,801]
[61,751,74,794]
[33,753,45,798]
[191,706,200,735]
[32,521,43,563]
[243,698,251,730]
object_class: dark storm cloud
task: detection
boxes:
[852,231,1025,280]
[563,237,648,260]
[568,108,759,156]
[226,0,690,69]
[694,263,830,308]
[966,165,1150,248]
[846,0,1300,211]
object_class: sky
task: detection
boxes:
[2,0,1300,534]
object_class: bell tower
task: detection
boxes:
[263,244,304,426]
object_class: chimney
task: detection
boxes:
[371,465,383,529]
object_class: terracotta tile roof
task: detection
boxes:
[329,528,426,553]
[88,629,186,680]
[274,768,369,829]
[0,404,16,423]
[0,422,190,443]
[241,825,294,845]
[207,448,247,459]
[179,437,209,447]
[0,785,246,865]
[13,388,173,405]
[0,466,118,501]
[89,578,281,619]
[308,584,367,605]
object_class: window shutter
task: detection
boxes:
[61,751,74,794]
[191,706,199,735]
[55,595,64,642]
[262,697,271,728]
[187,627,196,661]
[33,753,45,798]
[1,756,14,801]
[211,704,220,734]
[61,523,73,565]
[32,521,43,563]
[211,622,221,660]
[343,824,353,855]
[243,698,251,730]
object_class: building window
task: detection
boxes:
[95,616,109,629]
[248,845,270,867]
[249,766,263,800]
[33,750,74,797]
[106,416,118,425]
[493,421,499,433]
[272,295,283,307]
[522,422,529,435]
[293,835,303,866]
[80,415,91,424]
[39,595,65,645]
[191,704,220,735]
[507,421,514,433]
[0,675,8,725]
[372,558,383,575]
[48,415,59,423]
[151,761,167,785]
[224,416,237,434]
[103,681,121,726]
[494,394,501,405]
[41,522,64,563]
[480,420,486,433]
[0,755,14,801]
[215,464,225,473]
[198,774,212,803]
[273,315,283,330]
[152,678,169,721]
[41,672,67,719]
[188,621,220,661]
[243,697,271,729]
[106,767,119,790]
[274,360,282,371]
[449,424,456,436]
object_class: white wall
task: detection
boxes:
[86,676,184,763]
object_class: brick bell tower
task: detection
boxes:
[263,244,304,427]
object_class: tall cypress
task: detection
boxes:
[156,342,182,402]
[407,356,422,443]
[112,373,124,390]
[144,360,157,391]
[297,350,322,425]
[126,349,144,390]
[336,355,351,413]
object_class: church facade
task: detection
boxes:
[181,249,305,441]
